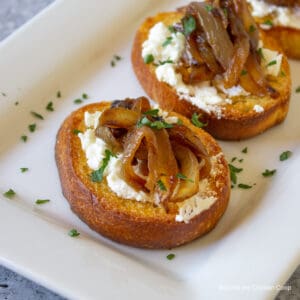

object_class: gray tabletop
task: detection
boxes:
[0,1,299,300]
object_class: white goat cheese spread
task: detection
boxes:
[247,0,300,29]
[142,22,283,118]
[79,111,221,222]
[253,104,265,113]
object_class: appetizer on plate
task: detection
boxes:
[246,0,300,59]
[56,97,230,248]
[132,0,291,140]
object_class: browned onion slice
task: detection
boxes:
[99,107,139,128]
[95,126,122,152]
[172,144,199,202]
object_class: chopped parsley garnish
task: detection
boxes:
[228,164,243,185]
[74,99,83,104]
[143,109,159,117]
[82,93,88,99]
[238,183,252,189]
[35,199,50,205]
[137,116,173,129]
[144,54,154,64]
[57,91,61,98]
[238,158,244,163]
[205,5,213,11]
[168,25,176,33]
[249,25,256,33]
[267,60,277,67]
[231,157,237,162]
[68,229,80,237]
[114,55,121,61]
[177,119,183,125]
[15,101,19,106]
[263,19,273,26]
[279,150,292,161]
[295,86,300,93]
[28,123,36,132]
[21,135,28,142]
[1,92,6,96]
[166,253,175,260]
[241,69,248,76]
[257,48,265,60]
[162,36,173,47]
[73,129,82,135]
[191,113,207,128]
[176,173,194,182]
[46,101,54,111]
[110,55,122,67]
[91,150,117,182]
[3,189,16,198]
[158,59,174,65]
[20,167,29,173]
[262,169,276,177]
[183,15,196,36]
[30,111,44,120]
[242,147,248,154]
[280,70,286,77]
[111,60,116,67]
[157,180,167,191]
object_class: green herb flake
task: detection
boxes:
[28,123,36,132]
[68,229,80,237]
[238,183,252,189]
[21,135,28,142]
[238,158,244,163]
[257,48,265,60]
[46,101,54,112]
[262,169,276,177]
[91,150,117,182]
[177,119,183,125]
[159,59,174,65]
[162,36,173,47]
[144,109,159,117]
[157,180,167,191]
[82,93,88,99]
[73,129,82,135]
[137,116,173,130]
[191,113,207,128]
[1,92,6,97]
[228,164,243,185]
[15,101,19,106]
[20,167,29,173]
[205,5,213,12]
[57,91,61,98]
[249,25,256,33]
[166,253,175,260]
[30,111,44,120]
[35,199,50,205]
[241,69,248,76]
[168,25,176,33]
[263,19,273,26]
[279,150,292,161]
[242,147,248,154]
[114,55,121,61]
[176,173,194,182]
[183,15,196,36]
[74,99,83,104]
[3,189,16,198]
[111,60,116,67]
[295,86,300,93]
[280,70,286,77]
[144,54,154,64]
[267,60,277,67]
[231,157,237,162]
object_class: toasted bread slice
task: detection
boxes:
[131,12,291,140]
[55,102,230,249]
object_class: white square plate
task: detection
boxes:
[0,0,299,299]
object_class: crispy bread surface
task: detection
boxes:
[55,102,230,249]
[131,12,291,140]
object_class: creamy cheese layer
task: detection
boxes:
[78,111,223,223]
[142,22,283,116]
[247,0,300,29]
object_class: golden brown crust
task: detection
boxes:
[55,102,230,249]
[131,12,291,140]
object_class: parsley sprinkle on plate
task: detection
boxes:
[30,111,44,120]
[20,167,29,173]
[262,169,276,177]
[35,199,50,205]
[3,189,16,198]
[280,151,292,161]
[21,135,28,142]
[166,253,175,260]
[238,183,252,189]
[241,147,248,154]
[28,123,36,132]
[68,229,80,237]
[46,101,54,111]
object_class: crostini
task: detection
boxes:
[132,0,291,140]
[246,0,300,59]
[55,97,230,248]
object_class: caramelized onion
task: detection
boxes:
[172,144,199,202]
[95,126,122,152]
